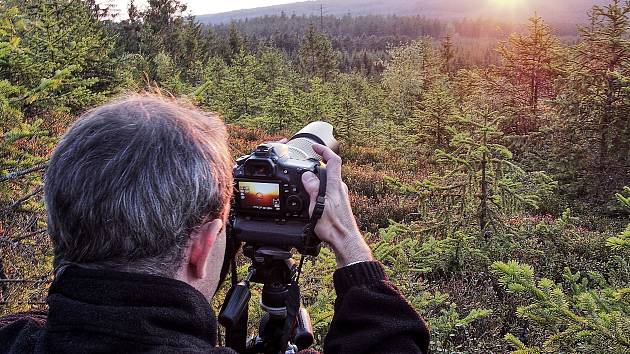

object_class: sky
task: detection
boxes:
[105,0,301,18]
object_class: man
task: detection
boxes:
[0,96,430,353]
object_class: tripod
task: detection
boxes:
[219,244,314,354]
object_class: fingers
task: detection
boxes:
[312,144,342,178]
[277,138,288,143]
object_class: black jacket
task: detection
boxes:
[0,261,430,353]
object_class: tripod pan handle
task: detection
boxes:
[219,281,251,328]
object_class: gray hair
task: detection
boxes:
[45,95,233,277]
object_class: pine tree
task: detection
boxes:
[554,0,630,194]
[493,260,630,353]
[298,25,337,82]
[297,77,336,125]
[393,68,553,237]
[119,0,142,54]
[227,23,244,63]
[220,50,264,121]
[494,14,563,135]
[142,0,187,56]
[330,73,369,151]
[260,85,299,132]
[178,16,205,83]
[607,186,630,250]
[409,75,457,160]
[440,33,456,78]
[4,0,116,110]
[382,39,441,126]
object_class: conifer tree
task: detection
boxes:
[330,73,369,151]
[260,85,299,132]
[554,0,630,193]
[440,33,456,77]
[409,75,456,159]
[494,14,563,135]
[393,69,552,236]
[4,0,116,110]
[220,51,264,121]
[493,260,630,353]
[119,0,142,54]
[142,0,187,56]
[227,23,244,63]
[297,77,336,125]
[298,25,338,82]
[382,39,441,125]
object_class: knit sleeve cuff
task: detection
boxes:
[333,261,388,296]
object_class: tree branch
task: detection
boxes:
[0,164,48,183]
[0,279,51,284]
[10,228,48,243]
[2,186,44,212]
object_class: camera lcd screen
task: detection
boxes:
[237,181,281,211]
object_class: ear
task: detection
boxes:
[188,219,224,280]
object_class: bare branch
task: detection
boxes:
[2,186,44,212]
[10,228,48,243]
[0,279,51,284]
[0,164,48,183]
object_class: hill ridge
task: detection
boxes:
[196,0,611,25]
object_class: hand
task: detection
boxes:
[301,144,373,268]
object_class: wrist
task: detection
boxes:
[331,232,373,268]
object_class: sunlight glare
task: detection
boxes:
[489,0,525,8]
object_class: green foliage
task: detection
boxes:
[372,223,489,276]
[607,186,630,250]
[552,0,630,196]
[492,261,630,353]
[368,223,493,353]
[493,14,564,134]
[298,25,338,82]
[383,38,441,125]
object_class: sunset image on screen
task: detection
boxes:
[238,181,281,210]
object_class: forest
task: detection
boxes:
[0,0,629,353]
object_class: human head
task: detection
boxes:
[44,95,233,298]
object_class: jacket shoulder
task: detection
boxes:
[0,311,47,354]
[0,311,47,328]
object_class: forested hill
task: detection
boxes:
[197,0,611,25]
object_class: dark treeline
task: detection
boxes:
[208,14,581,71]
[1,0,629,353]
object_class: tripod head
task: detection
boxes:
[219,244,314,354]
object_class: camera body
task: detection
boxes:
[230,122,338,256]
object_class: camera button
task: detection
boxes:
[286,195,303,212]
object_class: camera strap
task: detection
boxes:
[296,165,327,283]
[311,165,327,224]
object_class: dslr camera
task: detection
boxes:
[230,121,339,256]
[220,122,338,353]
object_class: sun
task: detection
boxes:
[489,0,525,8]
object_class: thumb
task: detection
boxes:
[301,171,320,216]
[301,171,320,198]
